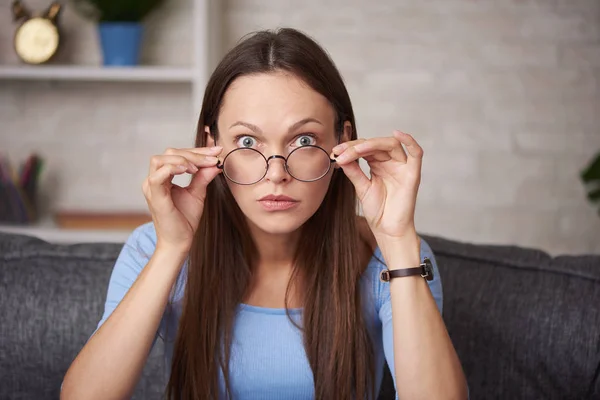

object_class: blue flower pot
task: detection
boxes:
[98,22,143,66]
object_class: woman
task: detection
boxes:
[61,28,467,399]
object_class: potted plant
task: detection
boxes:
[71,0,165,66]
[581,151,600,216]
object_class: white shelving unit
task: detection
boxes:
[0,65,195,83]
[0,0,221,244]
[0,0,218,121]
[0,220,132,244]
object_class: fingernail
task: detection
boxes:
[210,146,222,151]
[189,163,198,172]
[205,156,218,162]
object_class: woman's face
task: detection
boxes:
[210,71,345,236]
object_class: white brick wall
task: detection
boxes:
[1,0,599,254]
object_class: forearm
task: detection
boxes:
[61,248,187,400]
[379,236,467,400]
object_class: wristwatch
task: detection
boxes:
[379,257,434,282]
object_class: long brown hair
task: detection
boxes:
[166,28,376,400]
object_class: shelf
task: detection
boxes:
[0,218,133,244]
[0,65,195,83]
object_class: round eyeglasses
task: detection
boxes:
[216,145,337,185]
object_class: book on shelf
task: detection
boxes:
[55,211,152,230]
[0,153,44,225]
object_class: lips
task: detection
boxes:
[258,194,298,202]
[258,194,299,211]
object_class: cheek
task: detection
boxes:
[303,177,332,210]
[226,181,251,207]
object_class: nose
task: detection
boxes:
[265,155,290,184]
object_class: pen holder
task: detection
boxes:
[0,154,42,225]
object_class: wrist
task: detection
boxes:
[155,242,190,261]
[376,231,421,270]
[147,246,189,284]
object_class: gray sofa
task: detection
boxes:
[1,229,599,400]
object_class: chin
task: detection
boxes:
[246,212,308,235]
[243,203,316,236]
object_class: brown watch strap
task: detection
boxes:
[379,257,434,282]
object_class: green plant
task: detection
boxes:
[70,0,164,22]
[581,151,600,216]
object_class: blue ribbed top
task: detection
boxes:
[93,222,443,399]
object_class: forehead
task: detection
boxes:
[218,72,336,131]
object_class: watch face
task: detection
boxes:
[14,17,59,64]
[422,258,434,281]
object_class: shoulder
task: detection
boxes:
[117,222,186,293]
[125,221,157,252]
[105,222,158,286]
[93,222,175,338]
[128,221,187,296]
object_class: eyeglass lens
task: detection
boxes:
[222,146,332,184]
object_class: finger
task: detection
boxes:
[149,154,219,174]
[334,138,400,165]
[332,139,365,155]
[393,131,423,163]
[363,152,392,163]
[176,148,223,167]
[353,137,407,163]
[185,146,223,156]
[145,163,189,200]
[338,160,371,200]
[332,148,392,164]
[187,166,222,199]
[333,144,362,165]
[164,146,223,156]
[158,146,222,168]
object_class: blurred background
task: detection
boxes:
[0,0,599,255]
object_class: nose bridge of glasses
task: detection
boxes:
[266,154,288,164]
[265,154,290,178]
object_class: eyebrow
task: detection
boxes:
[228,118,323,135]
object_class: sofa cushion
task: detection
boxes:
[422,234,600,400]
[2,230,599,399]
[0,232,167,400]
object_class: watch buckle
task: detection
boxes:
[379,270,390,282]
[421,258,434,281]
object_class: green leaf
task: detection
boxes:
[588,187,600,202]
[581,152,600,183]
[581,151,600,215]
[69,0,164,22]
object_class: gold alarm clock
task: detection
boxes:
[12,1,62,64]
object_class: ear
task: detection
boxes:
[12,1,31,21]
[339,121,352,144]
[333,121,353,169]
[204,125,216,147]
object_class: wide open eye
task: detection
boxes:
[235,135,257,148]
[293,134,316,147]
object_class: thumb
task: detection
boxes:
[186,166,222,200]
[338,161,371,200]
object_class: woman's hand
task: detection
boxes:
[142,146,223,254]
[332,130,423,244]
